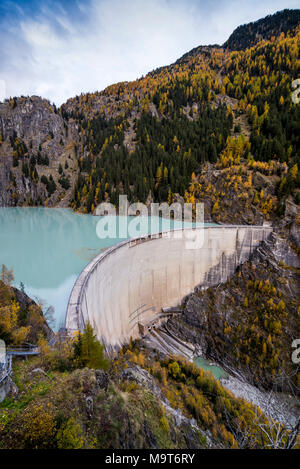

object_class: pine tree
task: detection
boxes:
[75,323,109,370]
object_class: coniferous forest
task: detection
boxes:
[57,11,300,219]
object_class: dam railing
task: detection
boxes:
[0,355,12,385]
[0,344,39,384]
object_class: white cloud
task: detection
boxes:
[0,0,299,105]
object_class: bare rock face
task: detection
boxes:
[95,369,110,391]
[85,395,94,418]
[0,96,77,207]
[269,231,300,268]
[0,148,13,205]
[290,221,300,248]
[0,97,63,145]
[120,366,163,400]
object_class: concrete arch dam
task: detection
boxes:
[66,226,273,352]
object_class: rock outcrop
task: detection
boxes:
[0,96,78,207]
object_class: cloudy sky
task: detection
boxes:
[0,0,299,105]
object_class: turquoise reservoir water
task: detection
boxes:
[194,357,228,380]
[0,207,207,330]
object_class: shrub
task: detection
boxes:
[160,416,169,433]
[56,417,85,449]
[20,404,56,449]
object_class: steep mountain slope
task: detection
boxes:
[63,9,300,219]
[0,9,299,223]
[224,9,300,51]
[0,97,79,207]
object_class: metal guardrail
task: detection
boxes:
[0,355,12,384]
[6,343,39,356]
[0,344,40,388]
[7,349,39,356]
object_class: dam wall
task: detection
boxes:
[66,226,273,351]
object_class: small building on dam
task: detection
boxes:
[66,225,273,352]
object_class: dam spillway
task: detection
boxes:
[65,225,273,351]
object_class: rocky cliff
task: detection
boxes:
[0,96,79,207]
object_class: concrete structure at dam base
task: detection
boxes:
[66,225,273,353]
